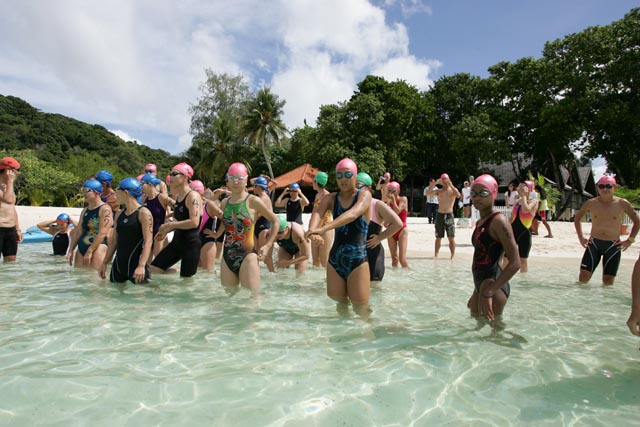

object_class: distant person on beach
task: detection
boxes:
[468,174,521,321]
[311,171,334,268]
[275,182,309,225]
[307,158,372,319]
[386,181,409,268]
[95,170,120,214]
[627,254,640,336]
[356,172,402,284]
[37,213,78,256]
[274,214,310,275]
[99,178,153,284]
[504,182,519,210]
[508,180,538,273]
[427,173,460,259]
[218,163,279,290]
[0,157,22,262]
[461,181,471,218]
[424,178,438,224]
[140,173,173,259]
[574,175,639,286]
[67,179,113,269]
[150,163,202,278]
[376,172,391,202]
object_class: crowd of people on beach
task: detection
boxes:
[1,155,639,334]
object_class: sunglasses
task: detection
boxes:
[336,171,354,179]
[227,175,247,183]
[145,170,155,174]
[598,184,613,189]
[169,171,184,177]
[470,189,492,198]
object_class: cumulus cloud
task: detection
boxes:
[0,0,440,151]
[109,129,139,143]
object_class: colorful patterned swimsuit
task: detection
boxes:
[78,204,107,255]
[222,195,256,274]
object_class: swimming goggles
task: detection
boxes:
[336,171,354,179]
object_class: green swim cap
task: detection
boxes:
[277,214,288,231]
[314,172,328,186]
[356,172,373,187]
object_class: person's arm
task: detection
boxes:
[478,215,521,320]
[14,207,22,243]
[274,189,289,208]
[298,190,310,208]
[282,225,310,267]
[306,192,334,246]
[84,205,113,262]
[0,171,17,204]
[99,212,120,279]
[312,191,371,236]
[627,256,640,336]
[450,184,461,199]
[619,200,640,251]
[250,196,280,259]
[367,202,402,249]
[134,208,154,283]
[159,192,201,235]
[67,208,86,266]
[37,219,59,236]
[573,201,590,248]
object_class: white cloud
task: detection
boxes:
[0,0,440,150]
[109,129,139,143]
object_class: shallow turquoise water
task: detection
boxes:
[1,244,639,426]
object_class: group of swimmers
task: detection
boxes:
[1,155,640,334]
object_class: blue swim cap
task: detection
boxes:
[56,213,70,223]
[95,170,113,185]
[118,178,143,200]
[290,183,300,190]
[82,179,103,193]
[140,173,161,186]
[254,176,269,190]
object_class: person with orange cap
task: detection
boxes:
[574,175,639,286]
[468,174,520,321]
[306,158,372,319]
[0,157,22,261]
[426,173,461,259]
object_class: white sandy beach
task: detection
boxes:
[16,206,639,267]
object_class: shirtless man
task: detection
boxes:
[574,175,639,286]
[427,173,461,259]
[0,157,22,262]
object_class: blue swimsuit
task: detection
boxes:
[328,190,369,280]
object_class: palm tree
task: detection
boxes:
[242,88,288,179]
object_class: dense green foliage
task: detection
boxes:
[0,95,179,205]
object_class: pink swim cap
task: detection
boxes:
[383,172,391,179]
[172,162,194,178]
[227,162,249,177]
[336,158,358,174]
[189,180,205,195]
[388,181,400,192]
[145,163,157,173]
[165,175,171,185]
[597,175,616,186]
[440,173,450,180]
[472,174,498,200]
[524,180,535,191]
[136,173,145,181]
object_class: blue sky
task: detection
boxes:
[0,0,635,159]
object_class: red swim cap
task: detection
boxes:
[336,158,358,174]
[597,175,616,186]
[0,157,20,170]
[172,162,194,178]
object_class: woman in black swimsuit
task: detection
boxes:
[468,174,521,321]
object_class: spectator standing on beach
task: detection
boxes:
[311,171,334,268]
[67,179,113,270]
[99,178,153,284]
[427,173,460,259]
[37,213,78,256]
[424,178,439,224]
[307,158,371,319]
[275,183,309,225]
[461,181,472,218]
[150,163,202,278]
[574,175,639,286]
[0,157,22,262]
[468,174,520,321]
[628,254,640,336]
[532,184,554,238]
[504,182,518,209]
